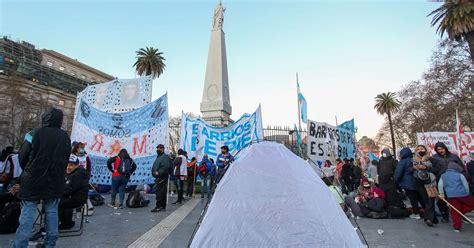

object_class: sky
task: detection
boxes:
[1,0,443,138]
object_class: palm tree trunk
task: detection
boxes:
[387,111,397,159]
[466,31,474,64]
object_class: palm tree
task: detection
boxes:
[428,0,474,62]
[374,92,401,157]
[133,47,166,79]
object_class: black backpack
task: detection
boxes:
[118,158,133,176]
[0,201,21,234]
[89,192,105,206]
[126,190,145,208]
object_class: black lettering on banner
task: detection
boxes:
[309,122,316,137]
[318,143,324,156]
[310,142,316,155]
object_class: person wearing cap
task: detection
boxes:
[58,156,89,229]
[215,146,234,184]
[151,144,171,212]
[438,162,474,232]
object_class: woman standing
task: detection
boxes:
[71,142,91,176]
[107,149,137,209]
[413,145,437,226]
[322,160,336,183]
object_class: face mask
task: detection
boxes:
[418,151,426,157]
[382,153,387,158]
[78,148,85,155]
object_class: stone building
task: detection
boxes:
[0,37,114,149]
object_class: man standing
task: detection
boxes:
[431,142,465,223]
[340,158,353,194]
[14,107,71,248]
[151,144,170,212]
[215,146,234,184]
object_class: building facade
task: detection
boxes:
[0,37,114,149]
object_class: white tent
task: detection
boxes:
[190,142,364,247]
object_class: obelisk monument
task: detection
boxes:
[200,1,233,126]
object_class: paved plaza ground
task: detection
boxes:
[0,194,473,248]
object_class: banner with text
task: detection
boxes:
[179,107,264,161]
[416,132,474,156]
[306,119,355,168]
[71,94,168,185]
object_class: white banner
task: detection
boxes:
[78,76,152,113]
[179,106,264,161]
[416,132,474,156]
[306,119,355,167]
[71,94,168,185]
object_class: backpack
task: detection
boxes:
[118,157,133,176]
[198,163,208,177]
[89,192,105,206]
[0,201,21,234]
[126,190,145,208]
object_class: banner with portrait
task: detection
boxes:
[179,106,264,161]
[306,119,355,167]
[77,76,152,113]
[71,94,168,185]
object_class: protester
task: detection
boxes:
[438,162,474,232]
[344,178,386,218]
[186,157,197,197]
[172,149,188,204]
[335,158,343,182]
[322,160,336,183]
[70,142,92,176]
[341,158,353,194]
[431,142,464,223]
[0,146,15,193]
[216,146,234,184]
[367,160,378,181]
[412,145,437,226]
[58,156,89,230]
[199,154,215,199]
[151,144,170,212]
[352,160,363,190]
[377,148,397,192]
[107,149,137,209]
[14,107,71,248]
[467,155,474,194]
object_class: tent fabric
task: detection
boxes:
[190,142,363,248]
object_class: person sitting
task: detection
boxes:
[58,157,89,230]
[344,178,386,218]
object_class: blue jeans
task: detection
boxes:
[111,176,128,206]
[201,175,212,198]
[14,198,60,248]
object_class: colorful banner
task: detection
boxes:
[417,132,474,156]
[306,119,355,167]
[77,76,152,113]
[71,94,168,185]
[179,106,264,161]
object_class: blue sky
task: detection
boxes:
[1,0,442,138]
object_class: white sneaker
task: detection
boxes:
[409,214,421,219]
[454,229,461,233]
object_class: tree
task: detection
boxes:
[374,92,401,156]
[133,47,166,79]
[429,0,474,63]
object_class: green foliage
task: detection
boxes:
[133,47,166,79]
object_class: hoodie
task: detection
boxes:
[439,162,470,198]
[17,107,71,201]
[377,149,397,185]
[431,142,464,178]
[394,147,416,190]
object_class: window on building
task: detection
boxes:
[59,66,65,71]
[46,61,53,67]
[80,74,87,80]
[58,100,65,106]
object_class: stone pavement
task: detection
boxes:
[0,194,473,248]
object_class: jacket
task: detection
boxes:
[173,155,188,177]
[341,163,353,181]
[107,156,137,178]
[151,153,171,179]
[439,168,470,198]
[200,157,216,177]
[352,166,362,182]
[17,107,71,201]
[377,157,397,185]
[216,153,234,168]
[63,167,89,204]
[431,142,464,178]
[394,147,416,190]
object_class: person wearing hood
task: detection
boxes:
[151,144,170,212]
[14,107,71,248]
[438,162,474,232]
[412,145,437,226]
[395,147,435,226]
[58,156,90,230]
[107,149,137,209]
[377,148,397,192]
[340,158,354,194]
[431,142,464,223]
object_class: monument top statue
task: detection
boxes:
[212,2,225,30]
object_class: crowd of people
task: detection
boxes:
[320,143,474,232]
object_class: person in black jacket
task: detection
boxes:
[430,142,465,223]
[377,148,398,192]
[58,157,89,229]
[14,107,71,248]
[341,158,354,194]
[151,144,171,212]
[107,149,137,209]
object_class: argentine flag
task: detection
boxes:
[297,82,308,124]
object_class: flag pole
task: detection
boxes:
[296,72,302,132]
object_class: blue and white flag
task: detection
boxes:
[297,82,308,124]
[71,93,169,185]
[368,151,380,161]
